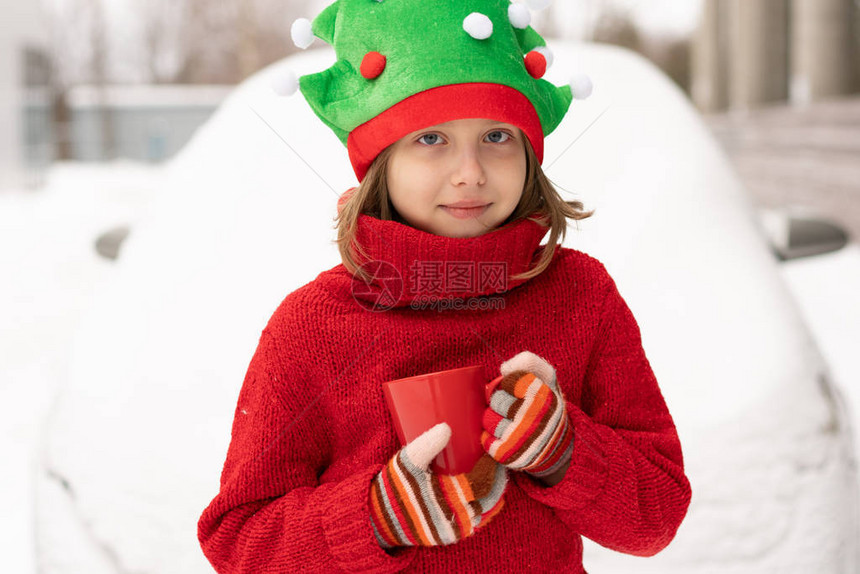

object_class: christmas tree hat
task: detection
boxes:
[281,0,592,181]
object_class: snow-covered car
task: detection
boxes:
[35,42,859,573]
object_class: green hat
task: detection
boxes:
[284,0,591,181]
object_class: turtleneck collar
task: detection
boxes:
[348,213,551,309]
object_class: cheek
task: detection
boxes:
[386,167,433,224]
[386,158,415,207]
[495,155,527,198]
[388,157,438,202]
[386,164,404,205]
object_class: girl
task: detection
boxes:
[198,1,691,572]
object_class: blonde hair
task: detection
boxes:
[335,138,594,283]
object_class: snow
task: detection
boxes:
[780,243,860,454]
[0,41,856,572]
[0,162,162,572]
[542,45,859,572]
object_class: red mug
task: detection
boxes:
[383,366,504,475]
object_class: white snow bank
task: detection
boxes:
[36,43,858,573]
[0,162,162,573]
[548,45,858,574]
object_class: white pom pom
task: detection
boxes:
[291,18,314,50]
[508,3,531,29]
[570,72,593,100]
[534,46,554,68]
[271,69,299,97]
[526,0,552,11]
[463,13,493,40]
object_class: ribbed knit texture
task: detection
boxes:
[198,214,692,573]
[351,214,550,306]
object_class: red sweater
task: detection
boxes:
[198,214,691,573]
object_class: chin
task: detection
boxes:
[419,215,497,238]
[442,224,491,239]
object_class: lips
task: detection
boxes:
[440,203,491,219]
[443,201,490,209]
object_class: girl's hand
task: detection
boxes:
[481,351,574,480]
[369,423,507,549]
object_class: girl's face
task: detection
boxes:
[386,118,527,238]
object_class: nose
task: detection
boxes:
[450,145,487,187]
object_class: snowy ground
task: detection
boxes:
[3,42,859,573]
[0,162,162,572]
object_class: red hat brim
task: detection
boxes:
[347,83,544,182]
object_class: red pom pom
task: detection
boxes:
[524,51,547,79]
[360,52,387,80]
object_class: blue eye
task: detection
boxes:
[418,133,443,145]
[486,131,511,143]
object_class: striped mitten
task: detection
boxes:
[481,351,574,478]
[369,423,507,548]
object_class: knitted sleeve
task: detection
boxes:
[513,272,692,556]
[197,329,415,573]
